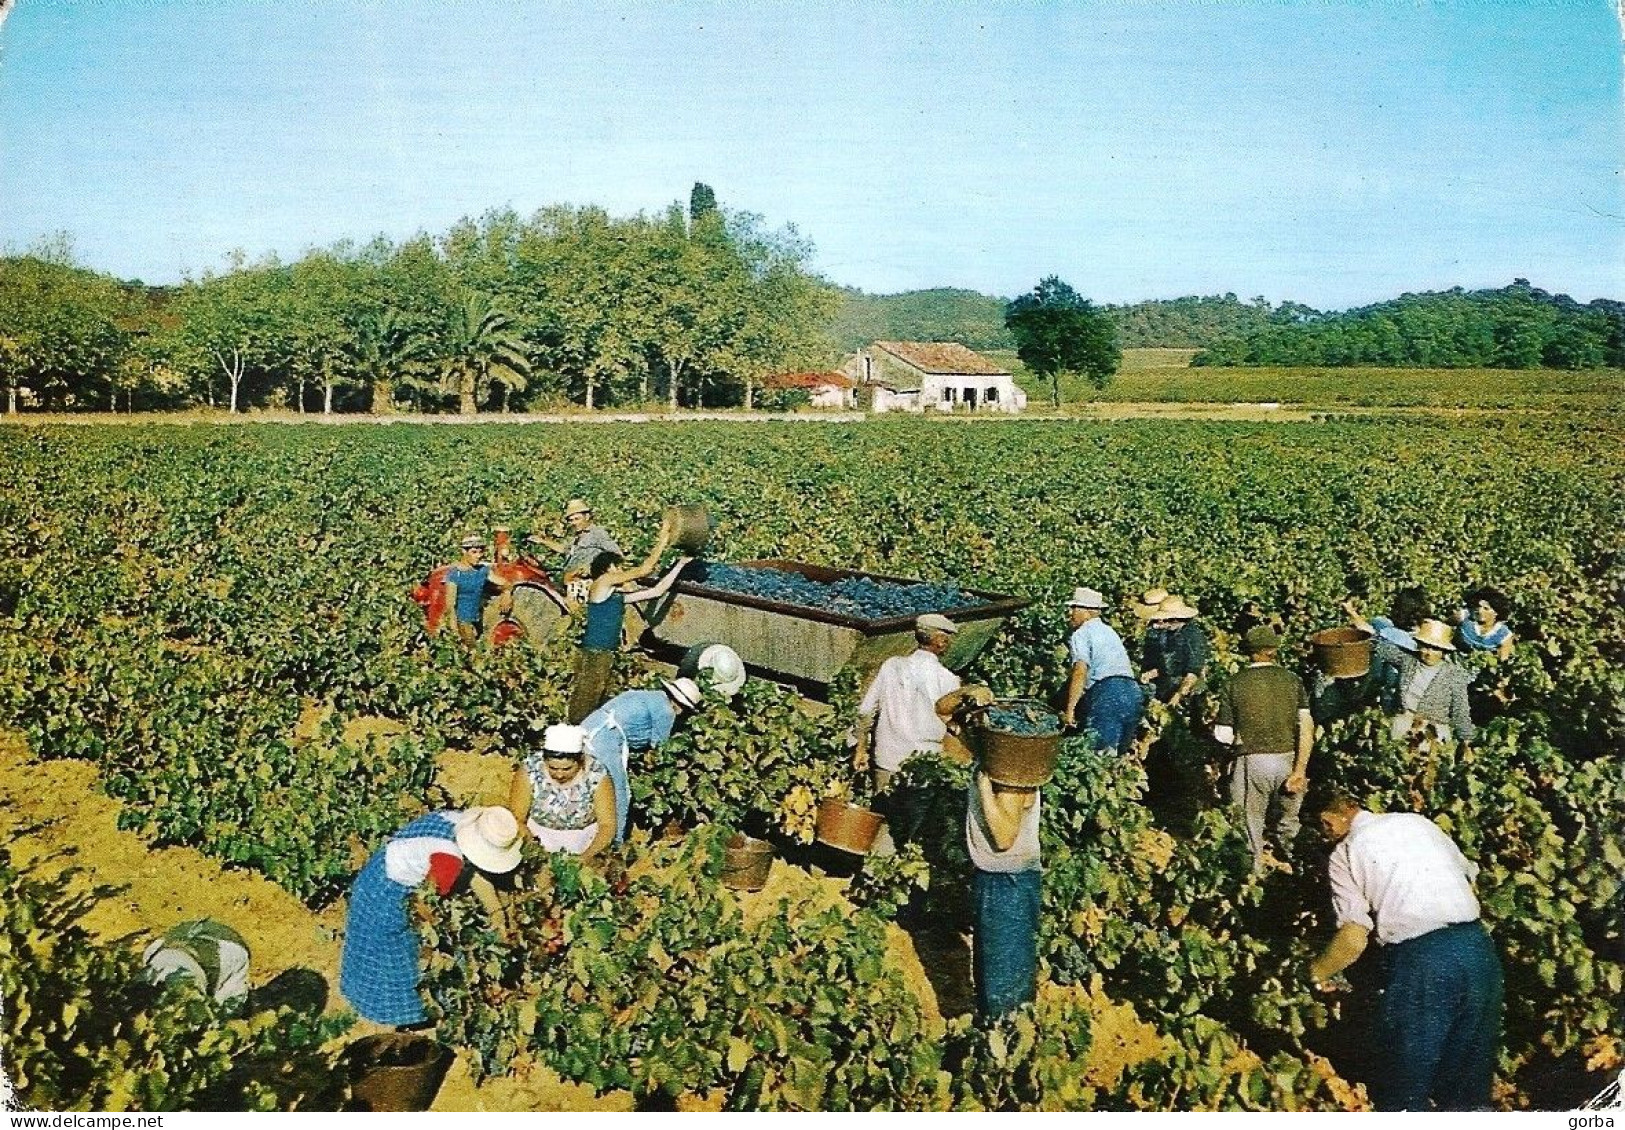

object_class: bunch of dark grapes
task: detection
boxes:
[695,563,978,619]
[983,702,1062,737]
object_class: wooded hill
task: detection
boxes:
[1192,281,1624,370]
[832,290,1323,352]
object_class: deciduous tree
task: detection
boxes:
[1005,276,1120,407]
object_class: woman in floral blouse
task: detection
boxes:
[509,723,616,860]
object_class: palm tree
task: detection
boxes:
[438,292,530,415]
[349,307,428,414]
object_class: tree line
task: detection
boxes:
[1191,282,1625,370]
[0,188,837,414]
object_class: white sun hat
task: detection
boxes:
[455,806,523,874]
[1067,586,1106,609]
[663,677,704,710]
[697,644,747,697]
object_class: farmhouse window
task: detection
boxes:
[943,388,955,403]
[986,387,999,403]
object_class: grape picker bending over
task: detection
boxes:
[1061,587,1143,755]
[574,677,708,845]
[340,807,522,1027]
[1309,791,1503,1112]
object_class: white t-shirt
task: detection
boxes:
[1328,811,1481,945]
[966,783,1041,873]
[857,648,962,772]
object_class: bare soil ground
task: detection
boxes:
[0,732,952,1111]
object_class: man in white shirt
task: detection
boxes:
[1308,792,1503,1111]
[854,613,992,788]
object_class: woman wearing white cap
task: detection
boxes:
[340,806,522,1026]
[510,724,617,860]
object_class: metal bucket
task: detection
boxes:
[1310,627,1372,678]
[815,799,885,854]
[346,1033,453,1112]
[664,505,714,555]
[974,699,1063,788]
[721,834,774,890]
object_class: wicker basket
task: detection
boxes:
[346,1034,453,1112]
[721,835,775,890]
[1310,627,1373,678]
[974,700,1063,787]
[664,504,714,555]
[815,799,885,854]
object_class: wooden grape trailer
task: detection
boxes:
[640,558,1029,692]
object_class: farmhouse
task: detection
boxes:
[759,370,857,409]
[845,341,1027,414]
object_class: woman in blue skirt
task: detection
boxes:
[339,806,522,1027]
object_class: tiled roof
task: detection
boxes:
[874,341,1011,376]
[761,371,857,390]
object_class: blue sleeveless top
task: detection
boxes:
[582,591,625,651]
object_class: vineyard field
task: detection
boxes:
[1,414,1620,1111]
[991,350,1625,411]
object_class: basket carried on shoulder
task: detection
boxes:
[1310,627,1372,678]
[973,699,1064,788]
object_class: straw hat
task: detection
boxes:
[1412,619,1457,652]
[1243,625,1281,653]
[1133,587,1171,620]
[562,498,593,518]
[1154,596,1200,621]
[663,677,703,709]
[543,724,586,755]
[454,807,523,874]
[460,533,486,550]
[1067,586,1106,609]
[697,644,747,697]
[915,613,959,636]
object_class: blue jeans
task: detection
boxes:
[973,868,1041,1020]
[1083,675,1144,755]
[1376,921,1503,1111]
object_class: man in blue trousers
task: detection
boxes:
[1309,791,1503,1111]
[1060,586,1143,754]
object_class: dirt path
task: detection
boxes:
[0,732,612,1110]
[1,734,946,1111]
[0,401,1572,428]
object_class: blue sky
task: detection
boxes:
[0,0,1619,308]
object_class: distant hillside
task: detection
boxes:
[830,288,1317,353]
[1194,281,1624,370]
[1109,294,1320,348]
[828,287,1015,352]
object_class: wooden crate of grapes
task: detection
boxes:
[642,558,1029,689]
